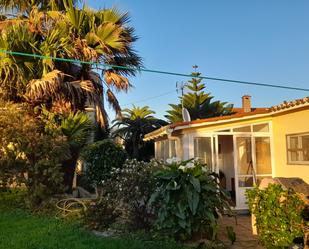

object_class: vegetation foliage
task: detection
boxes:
[112,105,167,160]
[0,102,69,207]
[40,108,93,192]
[0,0,142,127]
[165,67,233,123]
[85,158,232,244]
[246,184,307,248]
[81,139,127,192]
[106,159,159,229]
[149,159,232,241]
[84,198,121,231]
[0,208,189,249]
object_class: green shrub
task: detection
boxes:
[106,159,159,229]
[0,102,69,208]
[81,140,127,189]
[148,159,232,241]
[246,184,307,248]
[83,198,121,230]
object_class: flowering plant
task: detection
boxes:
[148,159,232,241]
[106,159,160,229]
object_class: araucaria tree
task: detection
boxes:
[0,0,142,193]
[112,105,167,160]
[165,66,233,123]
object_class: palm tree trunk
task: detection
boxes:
[62,152,79,193]
[132,135,139,159]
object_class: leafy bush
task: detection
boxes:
[148,159,231,241]
[0,102,69,208]
[246,184,307,248]
[107,159,159,229]
[84,198,121,230]
[81,140,127,190]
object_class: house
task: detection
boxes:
[144,95,309,209]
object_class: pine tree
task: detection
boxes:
[165,66,233,123]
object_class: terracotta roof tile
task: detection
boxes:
[270,96,309,111]
[144,96,309,140]
[170,108,269,128]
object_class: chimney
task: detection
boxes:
[242,95,252,112]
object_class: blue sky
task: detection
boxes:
[87,0,309,121]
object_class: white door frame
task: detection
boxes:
[233,134,273,209]
[233,134,254,209]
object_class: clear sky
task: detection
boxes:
[87,0,309,121]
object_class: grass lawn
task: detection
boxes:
[0,209,187,249]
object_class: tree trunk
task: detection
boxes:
[132,136,139,159]
[62,152,79,194]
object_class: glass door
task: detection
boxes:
[234,135,273,209]
[234,135,255,209]
[253,136,272,185]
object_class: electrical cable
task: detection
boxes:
[122,90,175,107]
[0,49,309,92]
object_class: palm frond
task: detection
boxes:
[106,88,121,116]
[26,70,65,101]
[61,111,92,149]
[104,70,130,91]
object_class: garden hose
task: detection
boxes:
[55,198,92,219]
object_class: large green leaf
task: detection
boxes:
[186,186,200,215]
[175,202,186,219]
[166,180,180,190]
[189,175,201,193]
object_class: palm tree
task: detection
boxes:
[112,105,167,160]
[0,0,74,13]
[0,0,142,127]
[60,111,92,192]
[165,67,233,123]
[40,108,93,192]
[0,0,142,192]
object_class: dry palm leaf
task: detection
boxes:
[104,70,130,92]
[26,70,65,101]
[106,88,121,116]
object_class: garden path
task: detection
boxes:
[218,215,265,249]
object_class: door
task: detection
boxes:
[234,135,255,209]
[234,135,273,209]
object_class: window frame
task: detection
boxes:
[156,139,178,160]
[286,132,309,165]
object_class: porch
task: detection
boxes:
[155,122,273,210]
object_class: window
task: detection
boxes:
[156,140,177,160]
[170,140,177,158]
[164,140,170,160]
[160,141,165,160]
[233,125,251,132]
[155,142,161,159]
[253,123,269,132]
[287,133,309,164]
[194,137,212,166]
[255,137,272,174]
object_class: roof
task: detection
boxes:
[170,108,269,129]
[144,96,309,141]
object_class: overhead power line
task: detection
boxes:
[122,90,175,107]
[0,49,309,92]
